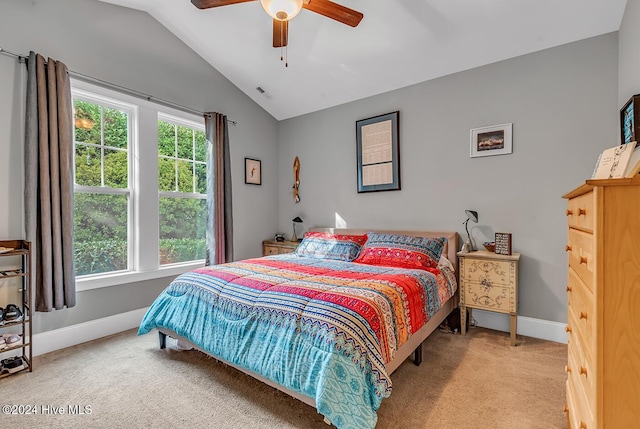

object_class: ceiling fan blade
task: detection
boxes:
[302,0,363,27]
[273,19,288,48]
[191,0,255,10]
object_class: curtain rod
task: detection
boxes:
[0,47,237,126]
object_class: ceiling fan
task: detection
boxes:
[191,0,364,66]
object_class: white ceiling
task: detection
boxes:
[99,0,627,121]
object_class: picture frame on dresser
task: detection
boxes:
[620,94,640,145]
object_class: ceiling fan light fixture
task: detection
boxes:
[260,0,303,21]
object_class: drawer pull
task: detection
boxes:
[566,209,573,216]
[565,245,572,252]
[578,208,586,216]
[563,405,569,413]
[566,285,572,292]
[565,365,572,373]
[579,422,587,429]
[579,366,588,376]
[579,256,588,264]
[565,325,572,333]
[579,311,588,320]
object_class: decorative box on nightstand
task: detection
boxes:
[262,240,299,256]
[457,250,521,346]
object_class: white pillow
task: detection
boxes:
[438,255,455,271]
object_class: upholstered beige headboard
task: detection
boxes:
[308,228,459,272]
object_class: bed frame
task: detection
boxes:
[157,229,459,412]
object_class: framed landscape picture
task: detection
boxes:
[470,123,513,158]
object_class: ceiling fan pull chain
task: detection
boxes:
[285,46,288,67]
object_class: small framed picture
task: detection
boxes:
[620,95,640,145]
[470,123,513,158]
[245,158,261,185]
[494,232,512,255]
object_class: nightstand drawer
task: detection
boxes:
[463,281,512,313]
[263,245,279,256]
[463,259,514,287]
[567,229,595,292]
[566,191,594,232]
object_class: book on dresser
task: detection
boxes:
[591,142,636,179]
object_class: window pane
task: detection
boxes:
[104,149,128,188]
[177,125,193,159]
[158,157,176,192]
[195,163,207,194]
[103,107,128,149]
[74,193,128,276]
[75,145,102,187]
[195,130,207,162]
[159,197,206,265]
[74,100,100,145]
[177,160,193,193]
[158,121,175,157]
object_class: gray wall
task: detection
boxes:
[0,0,279,333]
[619,0,640,107]
[277,34,619,324]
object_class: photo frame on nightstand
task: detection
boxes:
[494,233,512,255]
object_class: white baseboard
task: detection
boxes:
[32,307,149,357]
[471,309,568,344]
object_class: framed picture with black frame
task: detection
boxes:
[356,111,400,193]
[244,158,262,185]
[620,94,640,145]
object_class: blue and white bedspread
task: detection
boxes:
[138,254,456,429]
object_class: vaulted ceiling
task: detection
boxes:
[99,0,627,120]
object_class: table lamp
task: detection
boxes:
[460,210,478,253]
[292,216,303,242]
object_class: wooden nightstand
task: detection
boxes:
[262,240,299,256]
[457,250,521,346]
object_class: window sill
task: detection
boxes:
[76,261,205,291]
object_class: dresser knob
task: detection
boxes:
[565,365,572,373]
[566,209,573,216]
[565,325,572,333]
[579,366,588,376]
[579,256,588,264]
[565,245,572,252]
[580,311,588,320]
[566,285,572,292]
[579,421,587,429]
[578,208,586,216]
[563,405,569,413]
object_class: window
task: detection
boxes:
[71,81,208,289]
[73,94,132,277]
[157,117,207,265]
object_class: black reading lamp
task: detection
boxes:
[292,217,303,242]
[461,210,478,253]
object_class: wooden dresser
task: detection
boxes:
[262,240,298,256]
[562,176,640,429]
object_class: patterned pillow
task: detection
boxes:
[353,233,446,270]
[294,232,368,261]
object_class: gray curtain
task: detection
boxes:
[205,113,233,265]
[24,52,76,311]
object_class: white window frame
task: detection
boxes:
[71,80,206,291]
[157,113,207,267]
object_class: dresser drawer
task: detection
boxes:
[263,245,279,256]
[568,308,596,410]
[566,374,594,429]
[567,268,595,358]
[567,229,595,292]
[566,191,595,232]
[567,339,595,429]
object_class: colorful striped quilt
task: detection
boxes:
[138,254,457,429]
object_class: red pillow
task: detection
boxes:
[353,233,445,270]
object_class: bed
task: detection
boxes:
[138,228,459,429]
